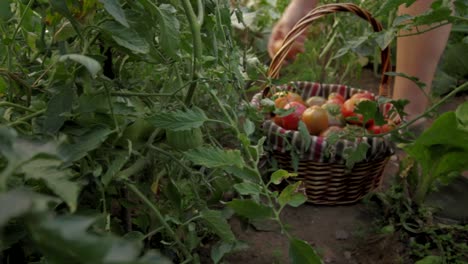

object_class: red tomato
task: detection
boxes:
[351,92,375,101]
[367,125,382,134]
[341,98,371,125]
[328,93,345,104]
[301,105,329,135]
[367,123,394,134]
[277,102,307,130]
[274,92,305,109]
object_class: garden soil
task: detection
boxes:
[224,69,467,264]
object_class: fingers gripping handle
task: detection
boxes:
[267,3,392,97]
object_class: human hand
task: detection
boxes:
[267,0,318,61]
[268,21,306,61]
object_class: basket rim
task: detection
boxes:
[251,81,399,162]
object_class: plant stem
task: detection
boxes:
[397,22,450,38]
[103,82,121,134]
[11,0,35,43]
[7,109,46,127]
[116,158,148,180]
[149,145,202,201]
[127,183,192,261]
[181,0,203,106]
[0,102,35,112]
[368,81,468,138]
[110,91,174,97]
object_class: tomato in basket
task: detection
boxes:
[274,91,305,109]
[301,105,329,135]
[274,101,307,130]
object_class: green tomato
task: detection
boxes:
[166,128,203,151]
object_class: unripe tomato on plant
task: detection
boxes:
[166,127,204,151]
[301,105,329,135]
[276,101,307,130]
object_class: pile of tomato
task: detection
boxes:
[272,91,397,137]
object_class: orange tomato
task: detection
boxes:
[301,106,329,135]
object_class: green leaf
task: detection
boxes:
[441,43,468,79]
[377,0,416,16]
[404,110,468,190]
[101,151,130,186]
[374,29,396,50]
[0,0,13,21]
[0,126,63,173]
[59,125,113,165]
[233,182,262,196]
[27,214,172,264]
[164,179,182,212]
[343,142,370,169]
[243,118,255,136]
[0,189,58,228]
[385,72,426,89]
[393,15,413,26]
[211,241,248,264]
[147,107,208,131]
[298,121,311,151]
[413,6,452,26]
[59,54,102,78]
[278,182,307,208]
[270,169,297,185]
[415,255,442,264]
[49,0,83,39]
[224,166,259,182]
[42,82,75,134]
[156,4,180,59]
[289,238,322,264]
[20,158,81,212]
[101,21,150,54]
[432,151,468,182]
[184,147,244,168]
[455,102,468,130]
[354,100,385,126]
[201,209,236,242]
[227,199,273,220]
[99,0,129,28]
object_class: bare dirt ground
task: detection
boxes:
[225,69,467,264]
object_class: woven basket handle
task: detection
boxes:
[267,3,391,97]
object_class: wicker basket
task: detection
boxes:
[253,3,397,205]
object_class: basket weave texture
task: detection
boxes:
[254,3,397,205]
